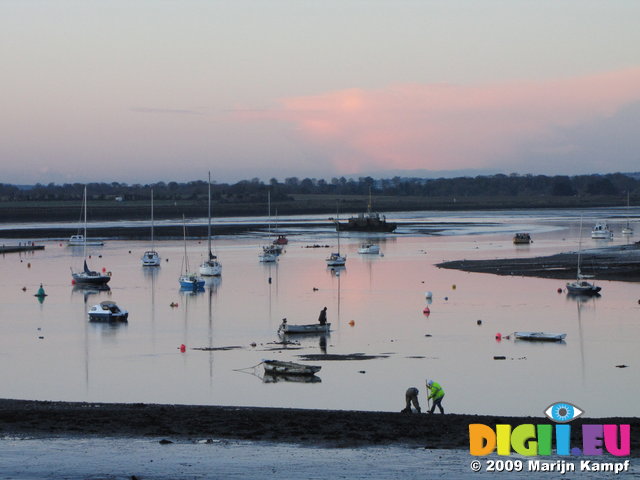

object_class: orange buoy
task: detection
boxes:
[348,320,355,327]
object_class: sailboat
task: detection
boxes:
[259,191,278,263]
[622,191,633,236]
[199,172,222,276]
[179,215,205,290]
[566,216,601,296]
[141,189,161,266]
[68,187,104,246]
[326,208,346,267]
[71,187,110,285]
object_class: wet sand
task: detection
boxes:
[438,243,640,282]
[1,399,639,454]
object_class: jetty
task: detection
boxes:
[0,243,45,254]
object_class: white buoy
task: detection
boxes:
[425,291,433,299]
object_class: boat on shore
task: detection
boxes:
[514,331,566,342]
[262,360,321,376]
[88,301,128,322]
[591,222,613,239]
[512,233,531,244]
[278,319,330,334]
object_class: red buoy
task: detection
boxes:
[423,306,430,315]
[495,333,502,341]
[180,344,186,353]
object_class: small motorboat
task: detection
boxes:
[88,301,128,322]
[512,233,531,244]
[278,319,330,334]
[358,243,380,254]
[514,332,566,342]
[263,360,321,376]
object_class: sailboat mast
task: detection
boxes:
[83,186,87,260]
[183,214,189,273]
[576,216,583,279]
[207,171,212,257]
[267,190,271,237]
[150,188,155,250]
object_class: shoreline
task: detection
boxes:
[437,243,640,282]
[2,399,640,454]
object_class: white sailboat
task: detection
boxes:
[567,216,601,296]
[71,186,110,285]
[179,215,205,290]
[68,187,104,246]
[259,190,278,263]
[326,208,346,267]
[199,172,222,276]
[141,189,161,266]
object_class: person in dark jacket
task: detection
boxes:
[318,306,327,325]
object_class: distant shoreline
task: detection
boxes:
[2,399,639,454]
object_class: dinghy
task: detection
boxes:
[278,319,330,334]
[514,332,566,342]
[262,360,321,376]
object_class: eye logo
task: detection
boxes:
[544,402,584,423]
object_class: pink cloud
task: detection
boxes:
[241,68,640,173]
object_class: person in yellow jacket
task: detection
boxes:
[426,379,445,414]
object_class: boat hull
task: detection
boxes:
[263,360,321,376]
[514,332,566,342]
[142,250,161,267]
[199,260,222,276]
[279,323,331,334]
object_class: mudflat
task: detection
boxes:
[1,399,638,454]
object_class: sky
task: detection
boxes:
[2,0,640,185]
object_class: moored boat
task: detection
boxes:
[566,280,601,296]
[199,172,222,276]
[88,301,128,322]
[358,243,380,254]
[263,360,321,376]
[514,331,566,342]
[142,189,161,266]
[278,319,331,334]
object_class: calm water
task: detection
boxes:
[1,209,639,417]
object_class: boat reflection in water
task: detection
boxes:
[263,373,321,384]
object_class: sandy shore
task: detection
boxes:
[1,399,639,454]
[438,243,640,282]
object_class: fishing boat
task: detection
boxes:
[567,216,601,296]
[358,243,380,254]
[514,332,566,342]
[88,301,128,322]
[262,360,321,376]
[278,318,330,334]
[68,188,104,246]
[332,189,396,233]
[179,215,205,290]
[622,191,633,236]
[591,222,613,239]
[71,187,110,285]
[141,189,161,266]
[512,233,532,244]
[199,172,222,276]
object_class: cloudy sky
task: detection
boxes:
[2,0,640,184]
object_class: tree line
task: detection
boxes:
[1,173,639,203]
